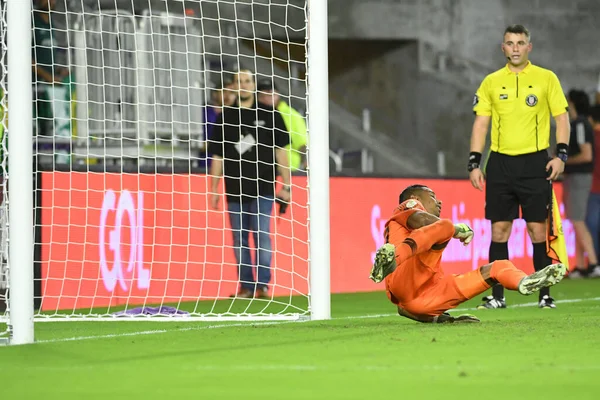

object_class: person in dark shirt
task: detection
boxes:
[563,90,598,278]
[200,79,237,170]
[207,69,291,298]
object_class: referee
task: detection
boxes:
[468,25,570,309]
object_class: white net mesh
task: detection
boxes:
[19,0,310,321]
[0,0,7,335]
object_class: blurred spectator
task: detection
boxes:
[222,77,237,108]
[564,90,599,278]
[596,71,600,105]
[257,78,308,172]
[207,69,291,299]
[200,78,237,170]
[32,0,70,136]
[587,105,600,265]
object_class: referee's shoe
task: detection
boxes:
[477,296,506,309]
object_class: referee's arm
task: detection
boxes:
[546,112,569,181]
[553,112,570,147]
[470,115,491,155]
[546,71,571,181]
[469,79,492,191]
[469,115,491,190]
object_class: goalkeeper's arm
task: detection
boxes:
[406,211,474,245]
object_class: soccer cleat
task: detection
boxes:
[369,243,397,283]
[517,263,566,295]
[477,295,506,309]
[539,295,556,309]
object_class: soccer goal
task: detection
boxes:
[0,0,330,345]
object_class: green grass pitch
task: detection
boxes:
[2,279,600,399]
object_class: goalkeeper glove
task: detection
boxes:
[454,223,474,245]
[432,313,480,323]
[453,314,480,323]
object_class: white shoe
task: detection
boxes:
[539,295,557,309]
[567,269,587,279]
[518,263,567,295]
[476,295,506,309]
[588,266,600,278]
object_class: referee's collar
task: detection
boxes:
[504,61,533,75]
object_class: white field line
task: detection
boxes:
[20,296,600,345]
[189,364,600,372]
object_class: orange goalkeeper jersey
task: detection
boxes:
[383,200,455,308]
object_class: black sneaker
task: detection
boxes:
[568,269,588,279]
[229,288,254,299]
[538,295,556,309]
[477,295,506,309]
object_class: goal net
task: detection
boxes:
[1,0,328,331]
[0,0,7,338]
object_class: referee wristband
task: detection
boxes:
[556,143,569,163]
[467,152,482,172]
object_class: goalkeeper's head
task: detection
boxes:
[399,184,442,217]
[235,69,256,102]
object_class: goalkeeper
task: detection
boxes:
[369,184,567,323]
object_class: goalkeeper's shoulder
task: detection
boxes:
[388,199,427,228]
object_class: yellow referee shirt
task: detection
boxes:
[473,61,568,155]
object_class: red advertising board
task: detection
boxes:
[330,178,574,293]
[40,173,575,311]
[41,172,309,310]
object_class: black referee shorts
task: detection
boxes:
[485,150,551,223]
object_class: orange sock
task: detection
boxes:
[394,220,455,264]
[490,260,527,290]
[454,268,492,300]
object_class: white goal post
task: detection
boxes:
[1,0,330,345]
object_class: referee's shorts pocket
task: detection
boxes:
[514,177,551,223]
[485,152,519,222]
[485,178,520,222]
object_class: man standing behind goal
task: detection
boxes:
[468,24,570,309]
[208,69,291,299]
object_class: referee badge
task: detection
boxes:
[525,94,538,107]
[473,94,479,106]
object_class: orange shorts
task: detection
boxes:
[399,268,486,317]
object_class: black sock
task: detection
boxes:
[490,241,509,299]
[533,242,550,299]
[587,263,598,274]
